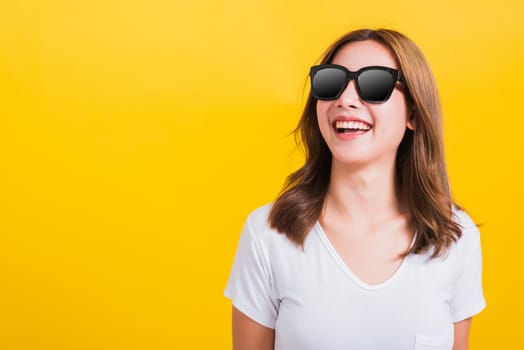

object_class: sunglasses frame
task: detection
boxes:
[309,64,405,103]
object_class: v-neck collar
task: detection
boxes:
[314,221,417,291]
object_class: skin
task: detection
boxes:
[232,306,274,350]
[316,40,415,231]
[231,40,472,349]
[316,40,416,287]
[453,318,472,350]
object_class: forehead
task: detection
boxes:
[331,40,398,71]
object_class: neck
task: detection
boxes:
[323,158,407,229]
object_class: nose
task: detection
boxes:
[335,79,362,108]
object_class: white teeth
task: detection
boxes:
[335,121,371,130]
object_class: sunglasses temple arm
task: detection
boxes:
[398,71,406,84]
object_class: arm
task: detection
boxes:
[452,317,472,350]
[232,306,275,350]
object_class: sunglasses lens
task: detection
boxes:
[312,68,347,100]
[358,69,395,102]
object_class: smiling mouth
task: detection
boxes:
[333,120,373,134]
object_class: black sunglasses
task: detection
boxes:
[310,64,405,103]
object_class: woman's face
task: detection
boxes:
[316,40,414,168]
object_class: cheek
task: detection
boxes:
[372,102,409,139]
[316,102,331,130]
[393,94,409,122]
[379,98,408,125]
[316,102,329,120]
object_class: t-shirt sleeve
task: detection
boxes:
[224,215,279,329]
[449,223,487,323]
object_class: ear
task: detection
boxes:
[406,106,416,131]
[407,117,415,131]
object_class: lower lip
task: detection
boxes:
[334,129,371,140]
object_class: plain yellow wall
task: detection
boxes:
[1,0,523,348]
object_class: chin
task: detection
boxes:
[331,153,373,168]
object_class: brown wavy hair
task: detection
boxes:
[268,28,463,258]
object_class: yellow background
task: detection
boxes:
[1,0,522,348]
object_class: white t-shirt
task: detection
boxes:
[224,204,486,350]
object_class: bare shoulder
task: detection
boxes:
[232,306,275,350]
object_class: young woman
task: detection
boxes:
[224,28,486,350]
